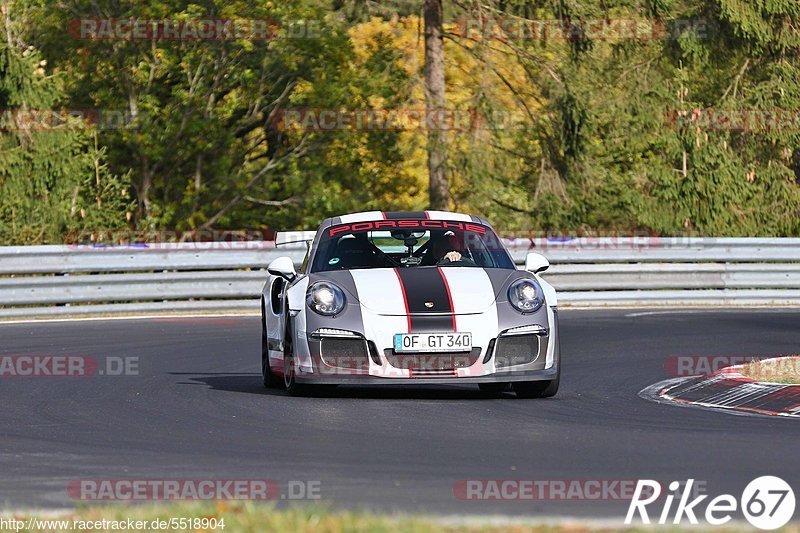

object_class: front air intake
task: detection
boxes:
[320,337,371,371]
[494,334,540,368]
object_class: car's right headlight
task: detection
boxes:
[507,278,544,313]
[306,281,346,316]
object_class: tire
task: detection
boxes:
[513,374,559,399]
[478,382,510,394]
[515,316,561,399]
[282,323,318,397]
[261,302,282,389]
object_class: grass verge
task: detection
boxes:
[739,356,800,384]
[4,503,796,532]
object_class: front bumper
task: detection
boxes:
[295,366,559,385]
[295,309,561,385]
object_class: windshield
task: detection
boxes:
[311,219,515,272]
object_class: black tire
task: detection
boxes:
[478,382,510,394]
[282,323,319,397]
[261,302,282,389]
[513,374,559,398]
[515,317,561,399]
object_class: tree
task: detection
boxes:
[28,0,427,231]
[447,0,800,235]
[424,0,449,210]
[7,0,799,240]
[0,0,128,245]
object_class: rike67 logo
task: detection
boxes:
[626,477,795,530]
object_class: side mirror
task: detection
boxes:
[268,257,297,281]
[525,252,550,274]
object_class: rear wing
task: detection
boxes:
[276,231,316,247]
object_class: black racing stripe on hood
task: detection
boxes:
[394,267,455,333]
[405,314,453,333]
[384,211,429,220]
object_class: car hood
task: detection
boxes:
[311,267,520,315]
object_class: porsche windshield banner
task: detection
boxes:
[327,219,487,238]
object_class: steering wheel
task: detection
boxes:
[437,257,477,267]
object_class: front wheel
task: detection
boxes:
[282,326,322,397]
[261,305,282,389]
[262,353,282,388]
[515,317,561,399]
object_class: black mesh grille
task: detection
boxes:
[384,348,481,372]
[320,338,370,370]
[495,334,540,368]
[410,368,458,377]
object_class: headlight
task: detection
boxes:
[508,278,544,313]
[306,281,346,316]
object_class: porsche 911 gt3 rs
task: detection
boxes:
[260,211,560,398]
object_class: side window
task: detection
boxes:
[270,278,284,315]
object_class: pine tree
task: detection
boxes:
[0,3,129,245]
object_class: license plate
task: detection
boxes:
[393,332,472,353]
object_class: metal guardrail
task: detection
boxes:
[1,238,799,317]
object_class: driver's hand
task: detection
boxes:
[443,251,462,262]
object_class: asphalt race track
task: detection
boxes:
[1,309,798,521]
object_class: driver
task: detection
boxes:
[429,232,463,264]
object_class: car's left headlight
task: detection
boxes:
[306,281,346,316]
[508,278,544,313]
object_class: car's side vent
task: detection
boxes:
[367,341,382,366]
[482,338,496,364]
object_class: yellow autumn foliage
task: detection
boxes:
[346,15,543,211]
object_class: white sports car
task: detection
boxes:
[261,210,560,398]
